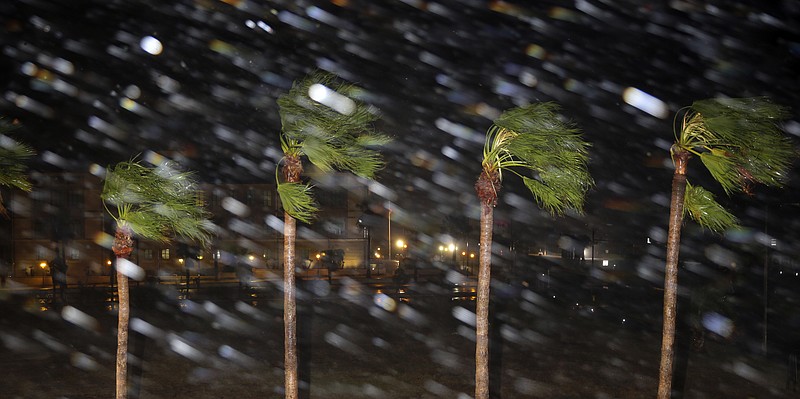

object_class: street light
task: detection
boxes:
[395,239,407,259]
[39,261,47,286]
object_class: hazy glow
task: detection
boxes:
[140,36,163,55]
[622,87,668,119]
[116,258,145,281]
[308,83,355,114]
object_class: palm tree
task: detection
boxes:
[101,159,212,399]
[474,102,592,399]
[276,72,390,399]
[0,119,34,217]
[656,97,794,399]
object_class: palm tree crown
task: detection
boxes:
[674,97,794,231]
[276,72,391,222]
[101,160,212,248]
[0,119,34,216]
[477,102,593,212]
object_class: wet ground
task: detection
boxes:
[0,274,796,399]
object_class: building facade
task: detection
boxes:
[3,171,371,284]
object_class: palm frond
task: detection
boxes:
[336,145,387,179]
[278,71,390,182]
[102,160,212,245]
[356,133,393,147]
[684,183,738,232]
[300,134,343,173]
[698,149,739,194]
[0,121,34,192]
[521,166,592,215]
[734,132,795,187]
[480,102,593,213]
[101,161,151,206]
[679,97,795,192]
[277,181,318,224]
[124,210,171,242]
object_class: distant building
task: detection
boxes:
[2,171,370,284]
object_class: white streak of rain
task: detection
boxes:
[222,196,250,217]
[61,306,99,331]
[33,329,70,353]
[513,377,553,396]
[168,333,205,362]
[131,318,164,340]
[308,83,356,115]
[622,87,668,119]
[219,344,258,368]
[70,352,100,371]
[452,306,475,327]
[116,258,145,281]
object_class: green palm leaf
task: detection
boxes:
[102,160,212,245]
[278,71,387,178]
[277,72,391,223]
[698,149,739,194]
[277,181,318,224]
[481,102,593,214]
[678,97,794,194]
[0,120,34,192]
[683,183,738,233]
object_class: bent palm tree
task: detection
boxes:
[657,97,794,399]
[276,72,390,399]
[474,103,592,399]
[0,119,34,217]
[102,160,212,399]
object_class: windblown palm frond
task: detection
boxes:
[277,71,388,180]
[102,160,212,245]
[276,72,391,223]
[683,183,738,232]
[676,97,794,195]
[0,121,34,192]
[481,102,593,214]
[277,181,318,224]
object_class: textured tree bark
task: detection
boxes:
[284,212,298,399]
[657,150,688,399]
[115,265,130,399]
[475,202,494,399]
[113,224,133,399]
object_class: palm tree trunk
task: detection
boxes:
[112,224,134,399]
[475,202,494,399]
[657,150,689,399]
[283,212,298,399]
[115,263,130,399]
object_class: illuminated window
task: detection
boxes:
[160,248,170,260]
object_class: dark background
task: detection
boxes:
[1,0,799,273]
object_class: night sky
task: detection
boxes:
[1,0,799,251]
